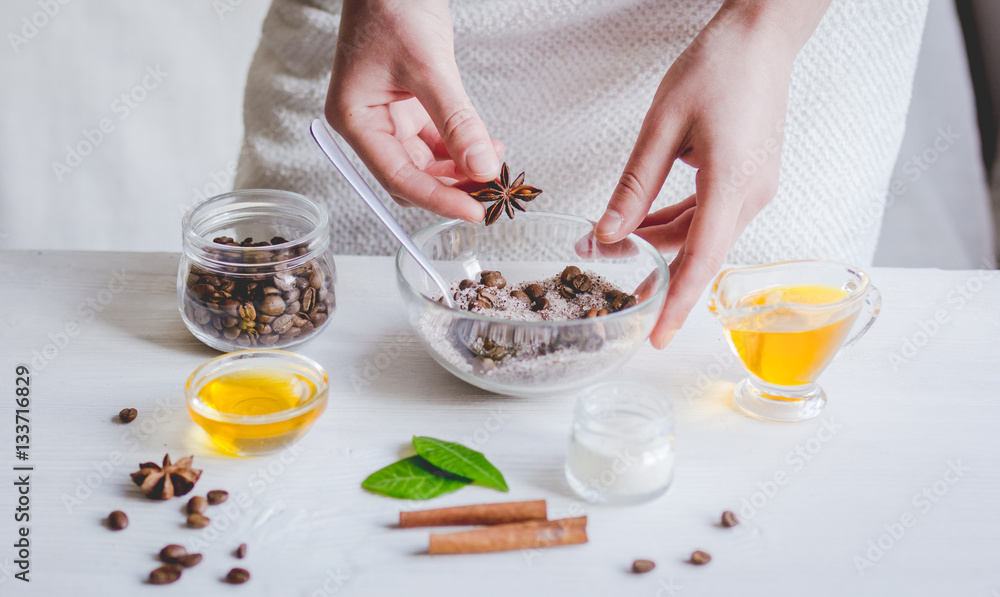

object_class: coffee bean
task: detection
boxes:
[285,301,302,315]
[584,308,599,319]
[280,326,302,339]
[108,510,128,530]
[238,301,256,321]
[560,266,581,285]
[176,554,203,568]
[721,511,739,528]
[187,513,211,529]
[598,309,609,316]
[558,285,577,300]
[221,299,241,317]
[207,490,229,505]
[187,496,208,515]
[302,288,316,313]
[271,236,289,245]
[260,294,286,316]
[690,550,712,565]
[458,279,475,290]
[309,268,325,289]
[510,290,531,304]
[236,543,248,559]
[295,276,310,290]
[226,568,251,584]
[194,308,212,325]
[149,566,182,585]
[481,271,507,289]
[605,289,623,303]
[524,284,545,301]
[632,559,655,574]
[531,297,549,311]
[118,408,137,423]
[160,544,188,563]
[222,327,240,340]
[571,274,593,293]
[473,357,496,374]
[271,314,294,334]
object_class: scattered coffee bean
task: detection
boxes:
[160,544,188,563]
[690,550,712,565]
[531,297,549,311]
[207,490,229,505]
[226,568,251,584]
[187,513,211,529]
[149,565,182,585]
[585,308,599,319]
[235,543,248,559]
[187,496,208,515]
[118,408,138,423]
[721,511,739,528]
[176,554,203,568]
[474,357,496,374]
[558,285,577,300]
[458,279,475,290]
[108,510,128,530]
[632,559,656,574]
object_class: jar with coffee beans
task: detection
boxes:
[179,190,336,351]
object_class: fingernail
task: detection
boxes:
[596,209,623,238]
[466,143,499,178]
[652,329,676,349]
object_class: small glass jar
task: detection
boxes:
[565,382,675,505]
[179,189,336,352]
[186,350,329,456]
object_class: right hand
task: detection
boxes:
[325,0,503,222]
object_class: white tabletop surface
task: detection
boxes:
[0,251,998,596]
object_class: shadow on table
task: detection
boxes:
[106,281,221,358]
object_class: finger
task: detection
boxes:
[633,207,695,252]
[650,170,740,348]
[640,194,697,228]
[596,101,685,243]
[418,121,505,162]
[573,230,640,260]
[411,67,501,182]
[342,116,486,221]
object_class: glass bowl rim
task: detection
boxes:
[185,349,329,426]
[394,211,671,328]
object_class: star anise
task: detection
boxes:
[131,454,202,500]
[469,163,542,225]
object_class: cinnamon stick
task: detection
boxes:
[428,517,588,554]
[400,500,547,528]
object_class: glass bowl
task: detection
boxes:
[185,350,329,456]
[179,189,337,352]
[395,212,670,396]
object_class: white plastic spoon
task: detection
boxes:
[309,119,457,309]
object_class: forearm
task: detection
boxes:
[715,0,833,58]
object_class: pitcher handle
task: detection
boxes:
[840,285,881,351]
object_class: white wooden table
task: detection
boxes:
[1,251,998,596]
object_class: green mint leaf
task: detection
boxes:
[412,436,509,492]
[361,456,471,500]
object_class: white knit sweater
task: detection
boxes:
[235,0,928,262]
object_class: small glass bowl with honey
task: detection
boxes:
[186,350,329,456]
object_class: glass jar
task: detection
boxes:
[179,189,336,352]
[565,381,675,505]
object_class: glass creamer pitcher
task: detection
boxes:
[709,260,881,422]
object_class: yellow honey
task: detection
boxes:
[723,285,859,387]
[188,367,325,456]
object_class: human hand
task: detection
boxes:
[324,0,503,222]
[595,1,830,348]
